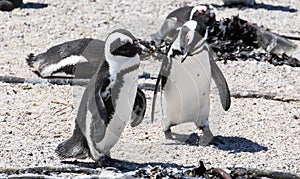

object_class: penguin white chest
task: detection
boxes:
[97,68,138,155]
[162,54,211,127]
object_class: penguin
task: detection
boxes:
[151,20,231,146]
[150,5,216,46]
[27,38,146,128]
[26,38,153,78]
[55,29,145,165]
[26,38,104,78]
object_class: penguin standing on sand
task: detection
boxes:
[55,29,145,165]
[151,5,215,46]
[26,38,146,128]
[152,20,231,146]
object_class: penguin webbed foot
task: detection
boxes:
[185,134,223,146]
[198,137,212,146]
[55,125,90,159]
[96,155,118,168]
[198,126,214,146]
[164,129,174,140]
[55,138,89,159]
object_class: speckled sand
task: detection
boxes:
[0,0,300,177]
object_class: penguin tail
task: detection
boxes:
[55,125,90,159]
[26,53,37,67]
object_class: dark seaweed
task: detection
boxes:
[206,15,299,67]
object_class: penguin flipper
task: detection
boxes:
[151,55,170,122]
[151,74,161,123]
[86,87,109,144]
[73,72,109,147]
[130,87,147,127]
[209,51,231,111]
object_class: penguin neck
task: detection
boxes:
[167,36,182,59]
[189,5,207,20]
[103,55,140,123]
[99,43,140,102]
[105,50,139,84]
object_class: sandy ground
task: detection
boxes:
[1,0,300,177]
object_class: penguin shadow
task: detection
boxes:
[61,159,195,173]
[212,135,268,153]
[162,132,211,146]
[20,2,48,9]
[165,132,192,143]
[211,3,297,13]
[162,133,268,154]
[252,3,297,12]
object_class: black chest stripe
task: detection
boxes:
[103,63,139,124]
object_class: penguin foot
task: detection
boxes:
[164,129,173,139]
[198,127,214,146]
[96,155,117,168]
[55,137,89,159]
[55,126,90,159]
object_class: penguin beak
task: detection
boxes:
[133,40,143,55]
[181,46,191,63]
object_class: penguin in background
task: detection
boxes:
[25,38,152,79]
[55,29,146,165]
[151,20,231,146]
[26,38,104,78]
[150,5,216,47]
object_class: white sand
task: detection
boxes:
[0,0,299,177]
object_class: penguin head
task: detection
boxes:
[105,29,142,60]
[103,29,143,73]
[179,20,208,63]
[190,5,216,33]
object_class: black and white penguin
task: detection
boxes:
[26,38,104,78]
[27,38,146,129]
[152,20,231,146]
[150,5,216,46]
[55,29,146,165]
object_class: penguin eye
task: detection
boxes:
[186,32,193,45]
[186,34,190,42]
[110,38,140,57]
[198,9,204,13]
[120,40,126,45]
